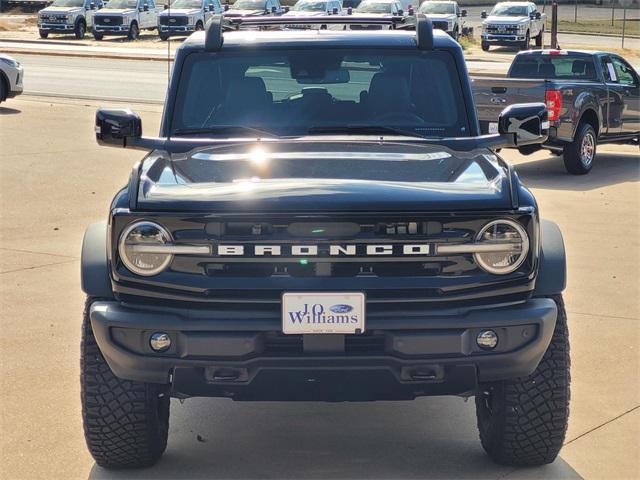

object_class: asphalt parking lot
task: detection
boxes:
[0,96,639,479]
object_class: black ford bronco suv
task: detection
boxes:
[82,15,570,469]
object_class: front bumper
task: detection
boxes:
[158,24,196,34]
[8,65,24,97]
[38,22,75,32]
[93,25,129,33]
[481,33,527,44]
[90,298,557,401]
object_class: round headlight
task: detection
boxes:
[119,221,173,276]
[474,219,529,275]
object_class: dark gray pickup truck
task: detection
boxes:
[474,50,640,174]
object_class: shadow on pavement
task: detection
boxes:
[515,151,639,191]
[0,106,21,115]
[88,397,582,480]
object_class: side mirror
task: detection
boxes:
[529,12,535,19]
[163,3,168,8]
[89,2,95,9]
[224,3,229,10]
[535,11,541,19]
[143,3,149,10]
[408,6,413,15]
[397,8,403,15]
[271,5,276,13]
[480,10,487,18]
[461,9,466,17]
[95,109,142,148]
[347,6,352,14]
[283,5,289,11]
[332,6,337,14]
[208,4,214,11]
[498,103,549,146]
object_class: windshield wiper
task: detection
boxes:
[172,126,278,138]
[307,125,425,138]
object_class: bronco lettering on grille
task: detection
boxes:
[214,244,432,256]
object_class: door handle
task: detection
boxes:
[491,87,507,94]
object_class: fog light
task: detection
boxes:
[477,330,498,350]
[150,332,171,352]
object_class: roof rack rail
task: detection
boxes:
[204,14,433,52]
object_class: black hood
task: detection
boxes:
[136,140,514,212]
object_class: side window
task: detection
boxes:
[601,57,617,83]
[611,57,637,86]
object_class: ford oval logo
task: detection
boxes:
[330,304,353,314]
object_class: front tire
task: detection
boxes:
[81,298,170,469]
[563,122,597,175]
[535,28,543,47]
[39,30,49,38]
[159,31,169,40]
[75,19,86,39]
[127,21,139,40]
[481,41,490,51]
[92,30,104,40]
[520,30,530,50]
[475,295,570,466]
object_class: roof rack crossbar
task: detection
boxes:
[203,14,434,51]
[224,15,408,27]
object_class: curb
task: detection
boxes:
[557,30,640,39]
[0,47,172,61]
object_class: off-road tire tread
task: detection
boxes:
[475,295,570,466]
[81,297,170,469]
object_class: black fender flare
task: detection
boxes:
[81,220,114,299]
[534,219,567,296]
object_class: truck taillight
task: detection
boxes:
[545,90,562,121]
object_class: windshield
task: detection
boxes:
[51,0,84,6]
[231,0,264,9]
[171,0,203,7]
[510,55,598,80]
[419,3,454,14]
[171,49,469,138]
[291,0,328,10]
[490,4,528,16]
[356,2,393,13]
[104,0,137,8]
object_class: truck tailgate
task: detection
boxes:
[471,77,548,133]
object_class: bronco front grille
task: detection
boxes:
[166,217,477,279]
[111,213,537,304]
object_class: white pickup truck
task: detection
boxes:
[92,0,163,40]
[480,1,546,51]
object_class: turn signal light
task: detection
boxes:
[545,90,562,121]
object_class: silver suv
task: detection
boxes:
[93,0,163,40]
[38,0,104,39]
[157,0,224,40]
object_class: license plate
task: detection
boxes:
[282,292,365,335]
[488,122,499,134]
